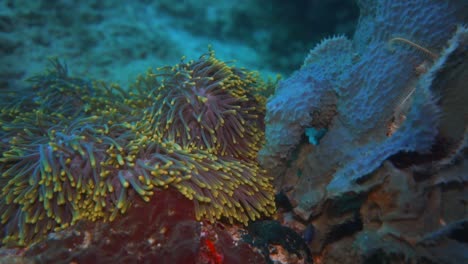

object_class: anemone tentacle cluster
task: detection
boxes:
[146,53,266,159]
[0,52,275,246]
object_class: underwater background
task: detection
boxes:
[0,0,358,88]
[0,0,467,263]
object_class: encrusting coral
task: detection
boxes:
[258,0,467,262]
[0,51,276,247]
[259,0,465,208]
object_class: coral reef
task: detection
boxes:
[260,0,466,212]
[0,52,275,247]
[260,0,467,262]
[1,0,466,263]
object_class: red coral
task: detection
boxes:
[200,237,224,264]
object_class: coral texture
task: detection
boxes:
[260,0,467,263]
[0,52,275,247]
[260,0,466,210]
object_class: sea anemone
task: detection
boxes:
[0,61,139,246]
[0,54,276,247]
[116,135,276,224]
[145,50,266,160]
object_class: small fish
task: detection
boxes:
[386,85,416,137]
[305,127,327,145]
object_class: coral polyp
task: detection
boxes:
[0,54,275,246]
[146,50,266,159]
